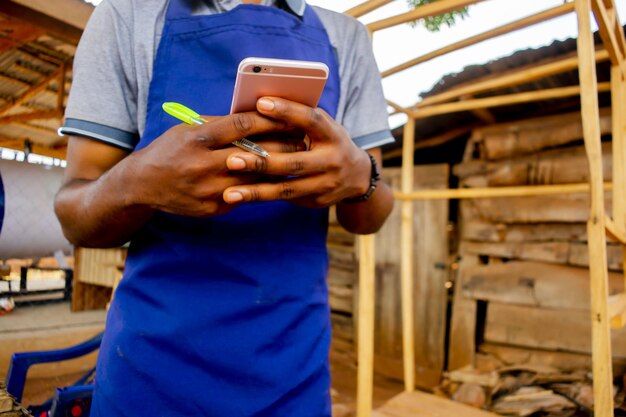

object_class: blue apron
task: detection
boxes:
[91,1,340,416]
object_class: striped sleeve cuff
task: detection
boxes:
[353,129,395,150]
[58,118,139,151]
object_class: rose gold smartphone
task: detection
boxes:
[230,57,329,114]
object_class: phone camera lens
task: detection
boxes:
[253,66,262,73]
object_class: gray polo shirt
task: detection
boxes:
[60,0,394,150]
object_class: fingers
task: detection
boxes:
[256,97,335,141]
[223,176,337,206]
[225,150,327,175]
[254,137,307,154]
[184,111,289,149]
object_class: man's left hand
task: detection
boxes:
[223,97,372,208]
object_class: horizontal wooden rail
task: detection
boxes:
[382,3,575,78]
[411,82,611,119]
[383,124,477,160]
[394,182,612,200]
[367,0,484,33]
[386,99,409,114]
[415,49,609,109]
[0,109,63,124]
[344,0,393,18]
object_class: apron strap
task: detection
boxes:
[166,0,195,20]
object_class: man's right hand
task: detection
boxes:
[55,111,293,247]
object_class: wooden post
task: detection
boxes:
[575,1,614,416]
[356,234,376,417]
[611,62,626,329]
[400,117,416,392]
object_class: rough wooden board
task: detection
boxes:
[371,165,449,387]
[448,251,481,371]
[478,107,611,160]
[479,343,626,375]
[374,391,500,417]
[455,142,612,185]
[460,261,624,310]
[462,192,611,224]
[461,221,591,243]
[462,240,624,271]
[484,303,626,357]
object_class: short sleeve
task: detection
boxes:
[59,2,139,150]
[339,22,394,150]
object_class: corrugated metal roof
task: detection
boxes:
[385,27,621,156]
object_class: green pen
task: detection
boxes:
[162,102,270,158]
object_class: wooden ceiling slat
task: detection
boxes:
[0,1,81,45]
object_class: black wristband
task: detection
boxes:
[342,152,381,204]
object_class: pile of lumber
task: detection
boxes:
[0,383,32,417]
[450,108,626,370]
[434,361,626,416]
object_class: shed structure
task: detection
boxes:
[341,1,626,417]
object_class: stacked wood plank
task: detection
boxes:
[450,108,626,373]
[327,166,450,389]
[432,363,607,417]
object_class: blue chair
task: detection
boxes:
[5,332,102,417]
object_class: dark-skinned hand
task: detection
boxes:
[223,97,371,208]
[126,111,303,217]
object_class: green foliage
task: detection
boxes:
[406,0,470,32]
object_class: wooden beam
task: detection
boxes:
[386,99,409,114]
[411,82,611,119]
[0,20,44,53]
[383,124,477,160]
[394,182,612,201]
[575,0,614,415]
[356,234,376,417]
[0,109,62,124]
[400,118,415,392]
[608,293,626,329]
[57,62,66,111]
[344,0,393,18]
[0,66,63,115]
[592,0,624,65]
[367,0,484,33]
[13,122,56,136]
[415,49,610,109]
[382,3,575,78]
[461,95,496,123]
[605,216,626,244]
[0,1,82,45]
[0,136,66,159]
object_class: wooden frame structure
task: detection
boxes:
[345,1,626,416]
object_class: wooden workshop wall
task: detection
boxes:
[328,165,449,388]
[449,107,626,372]
[71,247,124,311]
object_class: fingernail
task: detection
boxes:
[227,156,246,170]
[257,98,275,112]
[225,191,244,203]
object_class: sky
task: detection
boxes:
[307,0,626,127]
